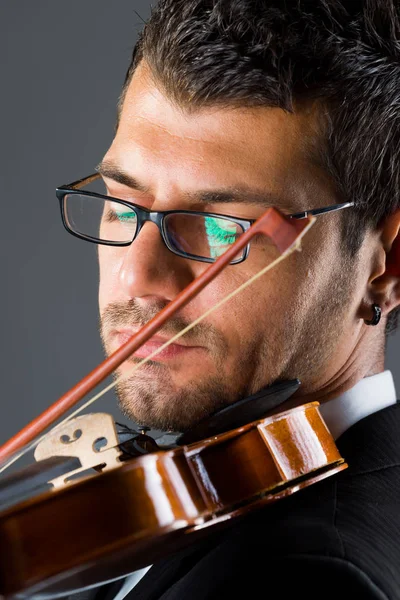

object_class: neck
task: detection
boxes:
[276,330,386,413]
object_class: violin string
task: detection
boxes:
[0,224,312,475]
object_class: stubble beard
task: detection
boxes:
[100,300,243,432]
[99,252,356,433]
[114,362,235,432]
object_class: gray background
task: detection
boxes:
[1,1,399,455]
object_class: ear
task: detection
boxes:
[385,210,400,277]
[369,209,400,314]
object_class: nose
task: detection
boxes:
[118,221,194,301]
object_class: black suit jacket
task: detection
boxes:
[71,402,400,600]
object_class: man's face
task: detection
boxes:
[98,62,364,431]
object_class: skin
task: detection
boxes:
[98,61,400,432]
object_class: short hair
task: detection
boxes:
[120,0,400,334]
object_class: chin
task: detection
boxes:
[115,373,233,433]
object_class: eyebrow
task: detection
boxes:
[96,160,292,209]
[96,161,151,194]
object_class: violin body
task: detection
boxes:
[0,402,346,599]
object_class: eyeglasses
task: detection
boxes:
[56,173,354,265]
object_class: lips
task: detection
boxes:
[113,329,203,361]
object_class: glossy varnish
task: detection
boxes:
[0,402,347,599]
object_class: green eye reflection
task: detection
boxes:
[204,217,240,258]
[105,206,137,224]
[115,211,137,223]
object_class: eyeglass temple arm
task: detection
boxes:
[289,202,355,220]
[57,173,100,191]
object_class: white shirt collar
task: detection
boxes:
[319,370,397,440]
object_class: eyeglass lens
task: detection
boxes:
[63,193,246,261]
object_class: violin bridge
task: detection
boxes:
[34,413,123,488]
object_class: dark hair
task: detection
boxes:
[120,0,400,334]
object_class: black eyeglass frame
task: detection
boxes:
[56,173,354,265]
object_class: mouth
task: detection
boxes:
[112,328,205,362]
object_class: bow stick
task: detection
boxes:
[0,208,314,467]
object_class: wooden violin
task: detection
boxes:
[0,207,347,599]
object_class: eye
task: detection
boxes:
[104,202,137,224]
[205,217,239,244]
[204,217,242,259]
[114,211,137,223]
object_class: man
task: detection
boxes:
[66,1,400,598]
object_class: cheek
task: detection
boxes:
[211,249,312,341]
[98,246,125,311]
[195,264,285,340]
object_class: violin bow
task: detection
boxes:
[0,208,315,469]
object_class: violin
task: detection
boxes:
[0,207,347,599]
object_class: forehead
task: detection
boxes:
[109,62,332,209]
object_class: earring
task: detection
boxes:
[364,304,382,326]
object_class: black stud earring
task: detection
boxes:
[364,304,382,326]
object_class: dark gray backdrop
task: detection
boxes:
[1,1,398,452]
